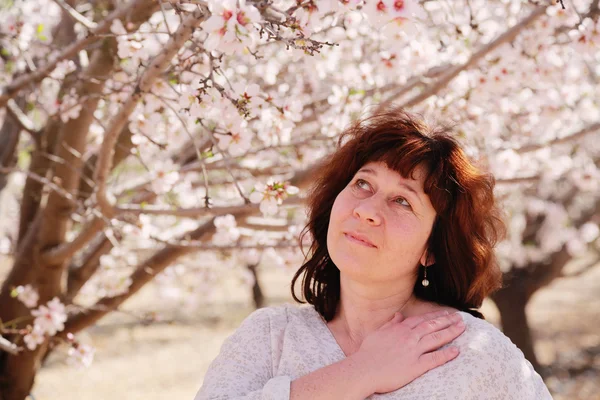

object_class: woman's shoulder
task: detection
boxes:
[408,311,552,399]
[410,302,522,357]
[454,311,519,354]
[239,302,315,330]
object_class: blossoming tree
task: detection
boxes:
[0,0,599,398]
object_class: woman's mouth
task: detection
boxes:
[344,232,377,248]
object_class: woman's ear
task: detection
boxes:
[420,250,435,267]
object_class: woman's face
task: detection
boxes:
[326,161,437,285]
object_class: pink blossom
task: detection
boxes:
[31,297,67,336]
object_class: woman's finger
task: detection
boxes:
[417,346,460,373]
[411,312,463,338]
[402,310,450,329]
[381,311,405,329]
[417,320,466,353]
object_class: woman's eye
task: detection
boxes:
[394,197,411,208]
[355,179,370,190]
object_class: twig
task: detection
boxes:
[199,121,250,204]
[158,0,173,35]
[0,166,80,206]
[52,0,98,30]
[149,236,304,250]
[6,99,39,136]
[151,92,211,207]
[116,195,305,217]
[0,336,22,355]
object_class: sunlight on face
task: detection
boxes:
[326,161,437,284]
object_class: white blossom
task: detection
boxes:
[31,297,67,337]
[23,325,45,351]
[67,344,95,368]
[15,284,39,308]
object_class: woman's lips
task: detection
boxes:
[344,232,377,248]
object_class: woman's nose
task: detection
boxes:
[352,198,382,225]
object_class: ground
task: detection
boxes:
[4,260,599,400]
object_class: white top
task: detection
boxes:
[195,303,552,400]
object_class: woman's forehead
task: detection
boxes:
[357,161,428,185]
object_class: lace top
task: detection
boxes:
[195,303,552,400]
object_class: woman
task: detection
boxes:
[195,107,552,399]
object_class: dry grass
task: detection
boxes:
[1,259,597,400]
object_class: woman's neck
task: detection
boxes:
[328,283,416,352]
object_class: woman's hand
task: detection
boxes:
[351,310,465,395]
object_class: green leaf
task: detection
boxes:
[17,149,31,168]
[0,0,15,10]
[36,25,47,41]
[5,60,14,73]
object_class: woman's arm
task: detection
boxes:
[289,354,374,400]
[194,307,290,400]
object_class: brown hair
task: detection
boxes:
[291,107,504,320]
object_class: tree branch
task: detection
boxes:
[42,6,209,266]
[65,235,113,302]
[515,121,600,154]
[401,5,548,109]
[40,217,106,265]
[93,5,208,219]
[560,256,600,278]
[58,162,318,336]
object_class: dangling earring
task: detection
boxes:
[422,265,430,287]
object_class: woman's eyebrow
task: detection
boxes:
[357,167,424,206]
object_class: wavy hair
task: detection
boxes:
[291,107,505,320]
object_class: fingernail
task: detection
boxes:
[456,321,465,328]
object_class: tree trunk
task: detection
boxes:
[0,105,22,196]
[247,264,265,309]
[490,285,541,373]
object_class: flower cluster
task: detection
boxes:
[213,214,241,246]
[249,181,300,216]
[20,297,67,351]
[202,0,261,54]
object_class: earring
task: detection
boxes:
[422,265,430,287]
